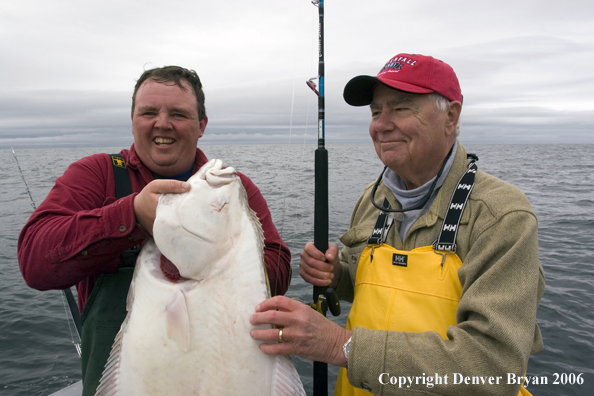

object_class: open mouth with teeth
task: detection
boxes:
[154,137,175,145]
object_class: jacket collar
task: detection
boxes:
[415,141,471,231]
[375,141,471,235]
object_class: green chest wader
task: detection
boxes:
[80,154,139,396]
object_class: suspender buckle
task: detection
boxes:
[367,198,394,246]
[433,246,456,266]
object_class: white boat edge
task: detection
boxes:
[48,381,82,396]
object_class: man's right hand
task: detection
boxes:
[133,179,190,235]
[299,242,341,289]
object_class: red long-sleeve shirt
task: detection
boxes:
[18,145,291,312]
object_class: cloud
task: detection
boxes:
[0,90,131,148]
[0,0,593,148]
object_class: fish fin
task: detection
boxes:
[95,329,123,396]
[246,203,270,297]
[271,355,306,396]
[166,288,191,352]
[125,277,135,312]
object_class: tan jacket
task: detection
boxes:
[335,142,545,395]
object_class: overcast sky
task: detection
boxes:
[1,0,593,149]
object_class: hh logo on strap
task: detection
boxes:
[392,253,408,267]
[111,156,126,168]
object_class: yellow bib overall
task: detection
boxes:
[334,244,463,396]
[335,157,531,396]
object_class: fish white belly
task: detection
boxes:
[112,241,275,395]
[96,159,304,396]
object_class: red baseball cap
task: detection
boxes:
[343,53,462,106]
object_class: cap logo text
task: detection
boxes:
[380,57,417,73]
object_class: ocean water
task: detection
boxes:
[0,143,592,396]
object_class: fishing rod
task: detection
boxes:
[11,148,82,357]
[308,1,340,395]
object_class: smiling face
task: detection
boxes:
[369,85,461,190]
[132,79,208,177]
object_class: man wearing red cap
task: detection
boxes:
[251,54,544,396]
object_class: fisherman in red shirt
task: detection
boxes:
[18,66,292,396]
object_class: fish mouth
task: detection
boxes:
[180,225,216,243]
[176,208,218,243]
[175,206,217,243]
[175,197,223,244]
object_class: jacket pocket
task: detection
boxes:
[340,225,374,283]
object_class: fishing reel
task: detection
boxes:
[310,287,340,317]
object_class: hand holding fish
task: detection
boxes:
[250,296,352,367]
[133,179,190,235]
[299,242,342,288]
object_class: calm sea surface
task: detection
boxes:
[0,144,592,396]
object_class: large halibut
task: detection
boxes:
[95,159,305,396]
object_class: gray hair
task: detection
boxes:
[430,93,461,137]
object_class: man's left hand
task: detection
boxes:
[250,296,351,367]
[133,179,191,235]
